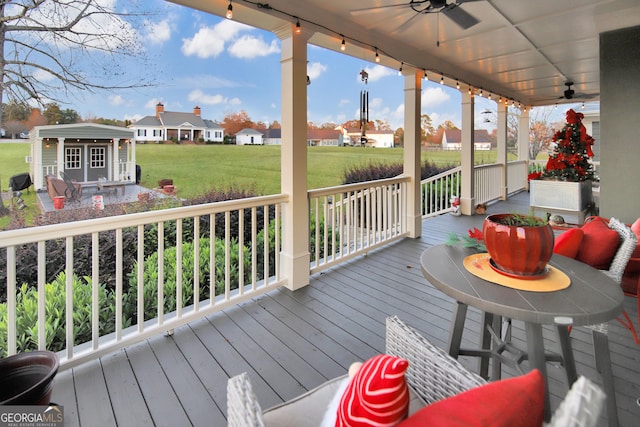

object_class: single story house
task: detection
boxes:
[236,128,264,145]
[129,103,224,143]
[340,127,395,148]
[307,129,342,146]
[28,123,135,191]
[441,129,493,151]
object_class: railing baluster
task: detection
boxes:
[157,222,164,325]
[238,209,244,295]
[91,233,99,350]
[176,220,183,317]
[65,236,73,360]
[7,247,17,356]
[116,228,123,341]
[37,241,46,351]
[137,225,144,332]
[193,216,200,310]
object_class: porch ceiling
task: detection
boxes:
[169,0,640,107]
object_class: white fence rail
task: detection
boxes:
[0,195,286,368]
[420,166,462,218]
[308,176,410,274]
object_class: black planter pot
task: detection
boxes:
[0,351,59,405]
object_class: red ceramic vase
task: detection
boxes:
[482,213,555,277]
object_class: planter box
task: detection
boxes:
[530,180,593,224]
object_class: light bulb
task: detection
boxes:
[295,19,301,34]
[456,81,460,90]
[375,49,380,63]
[340,37,346,51]
[440,75,444,85]
[226,1,233,19]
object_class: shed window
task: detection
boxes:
[65,147,81,169]
[90,147,106,168]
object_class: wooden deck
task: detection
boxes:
[50,192,640,427]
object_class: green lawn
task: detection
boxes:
[1,142,521,228]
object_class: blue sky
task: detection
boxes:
[74,0,591,130]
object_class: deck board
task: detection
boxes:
[50,192,640,427]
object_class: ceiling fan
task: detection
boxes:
[558,82,598,100]
[350,0,483,30]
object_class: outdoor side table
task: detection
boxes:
[420,244,624,423]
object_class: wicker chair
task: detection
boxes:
[227,316,605,427]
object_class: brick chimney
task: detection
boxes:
[193,105,201,116]
[155,102,164,118]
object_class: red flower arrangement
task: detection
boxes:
[537,109,595,182]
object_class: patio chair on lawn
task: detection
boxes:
[59,171,83,203]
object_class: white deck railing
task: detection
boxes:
[308,176,410,274]
[0,195,286,368]
[1,163,526,368]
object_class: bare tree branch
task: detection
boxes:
[0,0,158,124]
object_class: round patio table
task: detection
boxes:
[420,244,624,422]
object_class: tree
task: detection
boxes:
[420,114,435,142]
[43,103,63,125]
[528,106,556,160]
[221,111,256,136]
[0,1,154,127]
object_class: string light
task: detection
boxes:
[488,93,492,100]
[423,70,428,80]
[237,1,518,106]
[226,0,233,19]
[398,62,403,76]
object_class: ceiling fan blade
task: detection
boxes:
[391,10,426,34]
[350,2,413,16]
[443,5,479,29]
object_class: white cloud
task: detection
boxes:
[338,99,350,107]
[145,19,171,45]
[307,62,327,81]
[181,20,252,59]
[421,87,451,109]
[33,69,54,82]
[108,95,125,106]
[187,89,241,106]
[228,36,280,59]
[126,114,144,123]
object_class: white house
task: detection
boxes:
[129,103,224,143]
[28,123,135,191]
[441,129,493,151]
[235,128,264,145]
[339,127,395,148]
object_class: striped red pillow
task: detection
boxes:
[336,354,410,427]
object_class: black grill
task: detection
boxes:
[9,173,32,192]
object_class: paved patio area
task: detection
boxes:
[36,183,176,213]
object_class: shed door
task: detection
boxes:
[64,146,83,181]
[87,146,109,181]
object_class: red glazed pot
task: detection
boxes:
[482,213,554,277]
[0,350,59,405]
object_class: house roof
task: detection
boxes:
[307,129,340,139]
[262,128,282,139]
[236,128,264,136]
[443,129,492,144]
[32,123,134,140]
[130,112,222,129]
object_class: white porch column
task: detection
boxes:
[131,139,137,183]
[403,68,422,238]
[57,138,65,177]
[496,102,508,200]
[113,139,120,181]
[460,91,475,215]
[518,108,530,161]
[518,109,530,189]
[277,24,311,290]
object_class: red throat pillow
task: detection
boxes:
[575,217,621,270]
[336,354,410,427]
[553,228,584,259]
[397,369,545,427]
